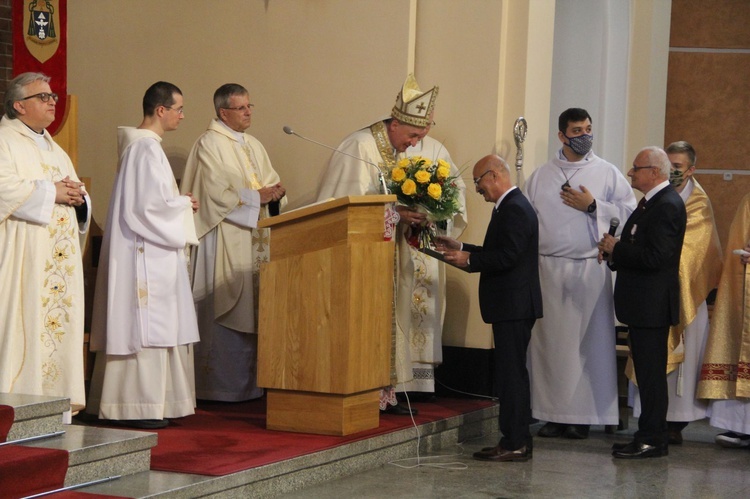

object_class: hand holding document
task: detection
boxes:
[421,235,470,272]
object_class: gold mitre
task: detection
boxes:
[391,73,439,128]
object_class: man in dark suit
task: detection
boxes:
[598,146,687,459]
[436,154,542,462]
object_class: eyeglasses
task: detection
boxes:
[20,92,59,103]
[630,165,657,172]
[222,104,254,112]
[164,107,184,115]
[473,169,493,185]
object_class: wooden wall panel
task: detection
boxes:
[693,174,750,253]
[665,52,750,169]
[670,0,750,48]
[666,0,750,251]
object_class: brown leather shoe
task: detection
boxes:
[473,445,530,462]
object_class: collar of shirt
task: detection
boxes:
[678,177,694,204]
[217,119,245,143]
[495,185,517,210]
[644,180,670,202]
[557,148,594,163]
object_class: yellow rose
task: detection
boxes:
[410,156,425,165]
[397,158,411,168]
[391,167,406,182]
[437,159,450,170]
[427,183,442,200]
[436,166,450,180]
[401,179,417,196]
[414,170,431,184]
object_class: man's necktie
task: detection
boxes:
[637,197,647,210]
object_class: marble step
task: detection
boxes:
[22,424,157,487]
[0,392,68,441]
[67,405,499,498]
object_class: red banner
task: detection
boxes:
[12,0,67,135]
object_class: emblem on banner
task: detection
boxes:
[23,0,60,63]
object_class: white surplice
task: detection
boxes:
[0,116,90,412]
[525,149,636,425]
[87,127,199,420]
[181,120,283,401]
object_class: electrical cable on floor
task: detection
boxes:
[386,388,468,470]
[435,377,498,402]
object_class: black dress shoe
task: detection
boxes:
[563,424,590,440]
[482,439,533,457]
[473,445,530,462]
[612,441,668,459]
[538,422,567,438]
[611,441,629,451]
[381,403,418,416]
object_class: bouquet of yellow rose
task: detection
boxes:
[387,156,463,222]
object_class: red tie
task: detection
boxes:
[637,197,647,210]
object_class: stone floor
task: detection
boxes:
[279,418,750,499]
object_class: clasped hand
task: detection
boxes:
[259,182,285,204]
[54,176,86,206]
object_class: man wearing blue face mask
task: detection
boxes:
[525,108,637,440]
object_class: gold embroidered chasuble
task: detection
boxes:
[0,117,87,411]
[626,180,722,384]
[181,120,283,332]
[698,192,750,399]
[667,180,722,372]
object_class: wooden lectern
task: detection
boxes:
[257,195,396,436]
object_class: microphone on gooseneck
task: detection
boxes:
[602,217,620,258]
[282,125,389,194]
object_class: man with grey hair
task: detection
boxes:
[629,141,722,445]
[599,146,686,459]
[181,83,285,402]
[0,72,91,419]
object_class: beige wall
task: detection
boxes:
[66,0,671,351]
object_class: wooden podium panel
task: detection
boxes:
[258,242,393,393]
[265,389,379,436]
[257,196,396,435]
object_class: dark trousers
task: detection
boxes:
[629,325,669,446]
[492,319,534,451]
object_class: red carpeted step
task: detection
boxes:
[141,397,494,476]
[0,405,13,442]
[0,444,68,498]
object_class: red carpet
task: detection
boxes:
[147,397,493,476]
[0,444,69,498]
[0,404,14,442]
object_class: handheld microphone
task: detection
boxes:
[283,125,389,194]
[602,217,620,258]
